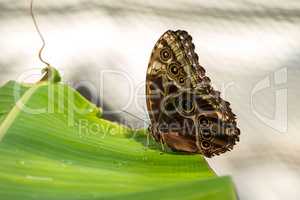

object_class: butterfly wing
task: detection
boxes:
[146,30,240,157]
[146,30,196,149]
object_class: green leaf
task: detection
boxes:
[0,80,237,200]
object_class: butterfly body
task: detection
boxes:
[146,30,240,157]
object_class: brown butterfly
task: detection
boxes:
[146,30,240,157]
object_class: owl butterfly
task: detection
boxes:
[146,30,240,157]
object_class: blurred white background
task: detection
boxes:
[0,0,300,199]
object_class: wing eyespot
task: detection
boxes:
[198,115,210,127]
[160,48,172,62]
[178,77,185,84]
[201,141,211,150]
[174,94,195,115]
[201,128,212,140]
[181,99,194,113]
[167,63,181,79]
[170,64,179,75]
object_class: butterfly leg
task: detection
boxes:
[147,124,166,153]
[194,119,202,151]
[159,134,166,153]
[146,131,150,148]
[160,138,165,152]
[146,125,160,150]
[146,125,155,148]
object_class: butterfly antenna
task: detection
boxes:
[121,110,149,124]
[30,0,50,67]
